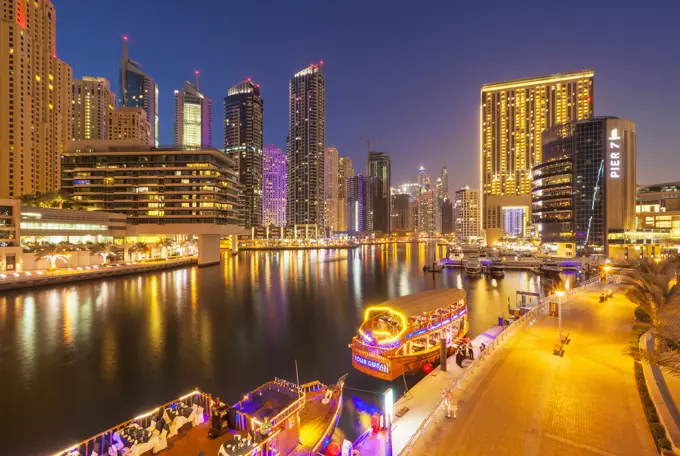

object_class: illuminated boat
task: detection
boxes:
[464,258,482,275]
[350,289,468,381]
[50,376,345,456]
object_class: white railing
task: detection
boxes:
[398,275,602,456]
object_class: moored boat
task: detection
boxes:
[51,377,345,456]
[464,258,482,275]
[489,260,505,277]
[540,260,563,274]
[350,289,469,381]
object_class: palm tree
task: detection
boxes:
[93,244,117,265]
[156,238,176,259]
[37,244,70,269]
[623,257,680,375]
[130,242,151,261]
[179,239,198,256]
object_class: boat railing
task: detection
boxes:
[299,380,327,393]
[398,275,602,456]
[51,389,210,456]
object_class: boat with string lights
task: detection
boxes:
[350,289,469,381]
[50,376,346,456]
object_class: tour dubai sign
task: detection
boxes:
[608,128,621,179]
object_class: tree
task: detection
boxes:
[130,242,152,261]
[156,238,176,258]
[93,244,117,265]
[37,244,70,269]
[624,257,680,375]
[179,239,198,256]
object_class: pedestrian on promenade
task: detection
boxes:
[479,342,486,352]
[441,389,457,418]
[455,346,464,367]
[467,342,474,360]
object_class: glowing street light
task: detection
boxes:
[555,290,565,345]
[603,265,612,297]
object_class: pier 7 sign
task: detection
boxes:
[353,354,391,375]
[608,128,622,179]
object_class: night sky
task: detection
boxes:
[54,0,680,188]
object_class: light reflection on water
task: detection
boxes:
[0,244,580,455]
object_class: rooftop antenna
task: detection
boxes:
[195,70,200,91]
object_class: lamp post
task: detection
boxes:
[555,290,565,344]
[603,265,612,297]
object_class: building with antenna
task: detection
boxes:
[174,74,212,148]
[119,37,158,146]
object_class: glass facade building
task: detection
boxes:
[174,80,212,148]
[119,39,158,146]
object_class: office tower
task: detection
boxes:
[533,117,636,257]
[108,107,151,144]
[435,177,444,233]
[440,166,449,196]
[287,62,325,227]
[263,145,287,227]
[0,0,72,198]
[72,77,116,141]
[119,37,158,146]
[417,166,430,193]
[224,79,264,228]
[337,156,354,232]
[347,175,367,234]
[481,70,594,243]
[417,190,438,234]
[367,151,391,233]
[324,146,339,231]
[442,198,454,234]
[410,200,420,232]
[398,182,421,201]
[174,77,212,148]
[455,186,481,242]
[392,194,412,231]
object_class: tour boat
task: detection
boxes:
[464,258,482,275]
[448,247,464,262]
[50,376,345,456]
[489,259,505,277]
[350,289,469,381]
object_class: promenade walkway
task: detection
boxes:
[409,284,657,456]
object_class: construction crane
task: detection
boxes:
[359,137,372,155]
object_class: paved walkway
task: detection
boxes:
[409,285,657,456]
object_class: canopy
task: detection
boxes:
[370,289,466,316]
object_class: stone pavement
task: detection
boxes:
[408,284,658,456]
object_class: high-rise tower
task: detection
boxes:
[481,70,594,242]
[367,151,391,233]
[324,146,339,231]
[337,156,354,232]
[72,77,116,141]
[174,76,212,147]
[0,0,72,198]
[263,145,287,227]
[224,79,264,228]
[287,62,325,227]
[119,37,158,146]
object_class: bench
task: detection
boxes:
[553,343,564,356]
[561,332,571,344]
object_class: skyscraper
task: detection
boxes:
[287,63,325,227]
[108,107,151,144]
[481,70,594,243]
[455,186,481,242]
[440,166,449,196]
[119,37,158,146]
[391,194,412,231]
[225,79,264,228]
[324,146,339,231]
[367,151,391,233]
[417,166,430,193]
[174,77,212,147]
[337,156,354,232]
[72,77,116,141]
[347,175,367,234]
[0,0,72,199]
[263,145,287,227]
[442,198,454,234]
[417,190,437,234]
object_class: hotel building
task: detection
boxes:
[532,117,636,257]
[337,156,354,232]
[72,77,117,141]
[367,151,391,233]
[454,186,481,242]
[174,78,212,148]
[263,145,287,227]
[224,80,263,228]
[108,107,151,144]
[481,70,594,243]
[61,142,245,265]
[119,38,158,146]
[324,146,339,232]
[0,0,72,198]
[287,63,325,227]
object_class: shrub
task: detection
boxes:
[634,306,652,323]
[634,361,672,451]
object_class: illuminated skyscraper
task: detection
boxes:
[108,107,151,144]
[0,0,72,198]
[174,76,212,147]
[417,166,430,193]
[72,77,116,141]
[324,146,339,231]
[287,62,325,227]
[263,145,286,227]
[225,79,264,228]
[347,175,367,234]
[455,186,481,242]
[440,166,449,196]
[481,70,594,242]
[119,37,158,146]
[367,151,391,233]
[337,156,354,232]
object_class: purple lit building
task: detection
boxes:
[263,145,287,226]
[347,175,368,234]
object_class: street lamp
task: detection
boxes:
[555,290,565,345]
[603,265,612,297]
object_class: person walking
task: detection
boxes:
[467,342,474,360]
[441,389,457,418]
[455,346,464,368]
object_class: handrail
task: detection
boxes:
[398,276,601,456]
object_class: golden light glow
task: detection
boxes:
[481,69,594,91]
[361,306,408,345]
[134,407,159,421]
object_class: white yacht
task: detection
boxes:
[464,258,482,275]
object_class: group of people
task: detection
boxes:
[454,341,475,368]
